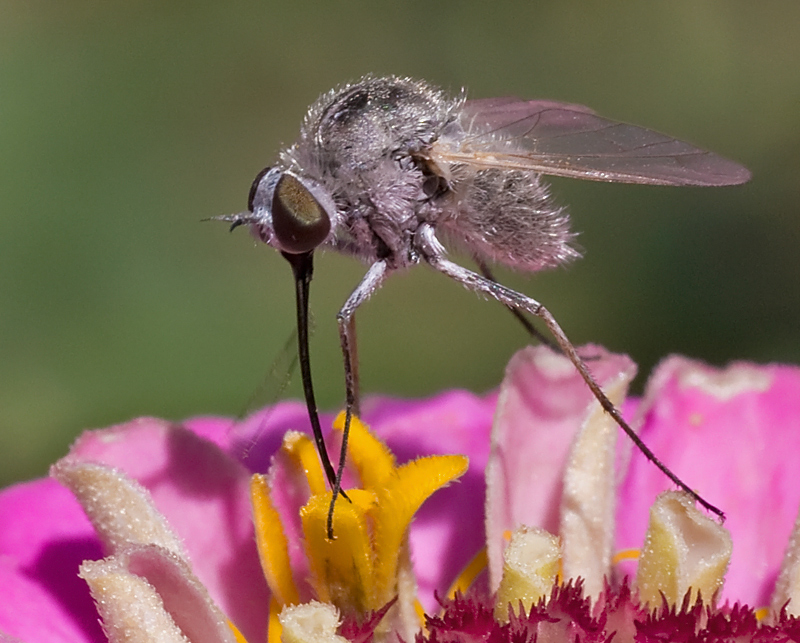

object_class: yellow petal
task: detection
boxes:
[636,491,731,606]
[268,595,284,643]
[612,549,641,565]
[494,526,561,623]
[332,412,396,488]
[251,474,300,606]
[229,619,250,643]
[445,548,489,600]
[282,431,327,497]
[372,455,468,601]
[301,490,377,613]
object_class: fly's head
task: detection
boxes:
[226,166,339,256]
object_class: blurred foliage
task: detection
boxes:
[1,1,798,486]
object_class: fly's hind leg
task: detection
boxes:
[475,258,601,362]
[417,224,723,520]
[475,257,557,350]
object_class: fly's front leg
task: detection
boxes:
[345,315,360,418]
[416,224,723,520]
[326,259,390,538]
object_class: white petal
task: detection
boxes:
[80,556,191,643]
[560,368,634,598]
[392,539,422,641]
[279,602,349,643]
[80,547,237,643]
[52,459,187,559]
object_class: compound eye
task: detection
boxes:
[248,166,272,212]
[271,173,331,254]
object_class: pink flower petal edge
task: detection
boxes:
[66,418,270,642]
[618,355,800,607]
[485,344,636,588]
[486,346,800,612]
[0,478,103,643]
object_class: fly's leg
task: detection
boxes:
[346,315,360,418]
[328,259,390,539]
[417,225,724,520]
[475,257,557,350]
[476,259,602,362]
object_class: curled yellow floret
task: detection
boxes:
[250,412,468,643]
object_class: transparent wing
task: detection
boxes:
[430,98,751,186]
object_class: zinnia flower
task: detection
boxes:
[1,345,799,643]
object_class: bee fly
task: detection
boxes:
[220,75,751,538]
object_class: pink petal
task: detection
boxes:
[66,417,269,643]
[0,478,104,642]
[617,356,800,607]
[186,401,321,474]
[485,345,636,589]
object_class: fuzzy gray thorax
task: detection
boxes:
[280,76,462,268]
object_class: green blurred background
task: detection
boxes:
[1,2,798,486]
